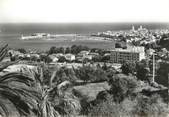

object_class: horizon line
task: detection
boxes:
[0,22,169,24]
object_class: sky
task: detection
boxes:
[0,0,169,23]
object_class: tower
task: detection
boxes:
[132,25,135,31]
[139,25,143,30]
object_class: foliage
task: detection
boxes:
[19,65,60,117]
[58,56,66,63]
[108,74,138,102]
[133,94,168,116]
[71,45,89,54]
[65,47,71,54]
[121,61,136,75]
[52,66,78,84]
[17,48,26,54]
[115,43,122,48]
[158,34,169,50]
[39,54,52,63]
[0,44,8,62]
[88,93,168,117]
[136,59,150,81]
[19,64,82,117]
[48,46,64,54]
[156,62,169,87]
[75,65,109,82]
[0,44,37,117]
[56,93,81,116]
[105,67,117,78]
[87,94,133,117]
[101,55,110,62]
[92,55,102,62]
[30,56,38,61]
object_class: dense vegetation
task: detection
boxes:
[0,44,168,117]
[48,45,90,55]
[158,33,169,51]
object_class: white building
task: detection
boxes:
[78,51,90,57]
[49,55,59,62]
[110,46,145,63]
[65,54,75,61]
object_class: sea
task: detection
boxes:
[0,23,169,51]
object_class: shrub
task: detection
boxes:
[133,94,168,117]
[58,56,66,63]
[88,93,168,117]
[121,61,136,75]
[75,65,108,83]
[87,95,134,117]
[52,67,78,84]
[108,74,138,102]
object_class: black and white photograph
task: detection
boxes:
[0,0,169,117]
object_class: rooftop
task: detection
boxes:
[111,46,145,53]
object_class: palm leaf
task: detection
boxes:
[49,71,57,87]
[0,72,34,86]
[0,100,9,117]
[0,44,8,62]
[0,60,19,72]
[0,85,31,116]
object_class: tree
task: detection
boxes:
[109,74,138,102]
[88,94,168,117]
[40,54,47,62]
[158,34,169,50]
[30,68,60,117]
[58,56,66,63]
[9,52,16,61]
[92,55,102,62]
[101,55,110,62]
[45,56,53,63]
[156,62,169,87]
[19,63,81,117]
[0,44,81,117]
[53,67,78,84]
[92,67,108,82]
[133,94,168,116]
[71,45,89,54]
[75,65,108,83]
[30,56,38,61]
[70,45,78,54]
[75,65,93,82]
[121,61,136,75]
[17,48,26,54]
[65,47,71,54]
[0,44,37,117]
[48,46,56,54]
[115,43,122,48]
[58,47,64,54]
[90,48,98,53]
[102,62,108,71]
[136,59,150,81]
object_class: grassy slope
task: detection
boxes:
[73,82,110,102]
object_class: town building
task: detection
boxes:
[110,46,145,63]
[78,51,90,57]
[65,54,75,61]
[49,55,59,62]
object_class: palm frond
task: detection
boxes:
[0,60,19,72]
[49,71,57,87]
[0,85,32,116]
[0,44,8,62]
[0,72,34,86]
[39,67,44,84]
[0,100,9,117]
